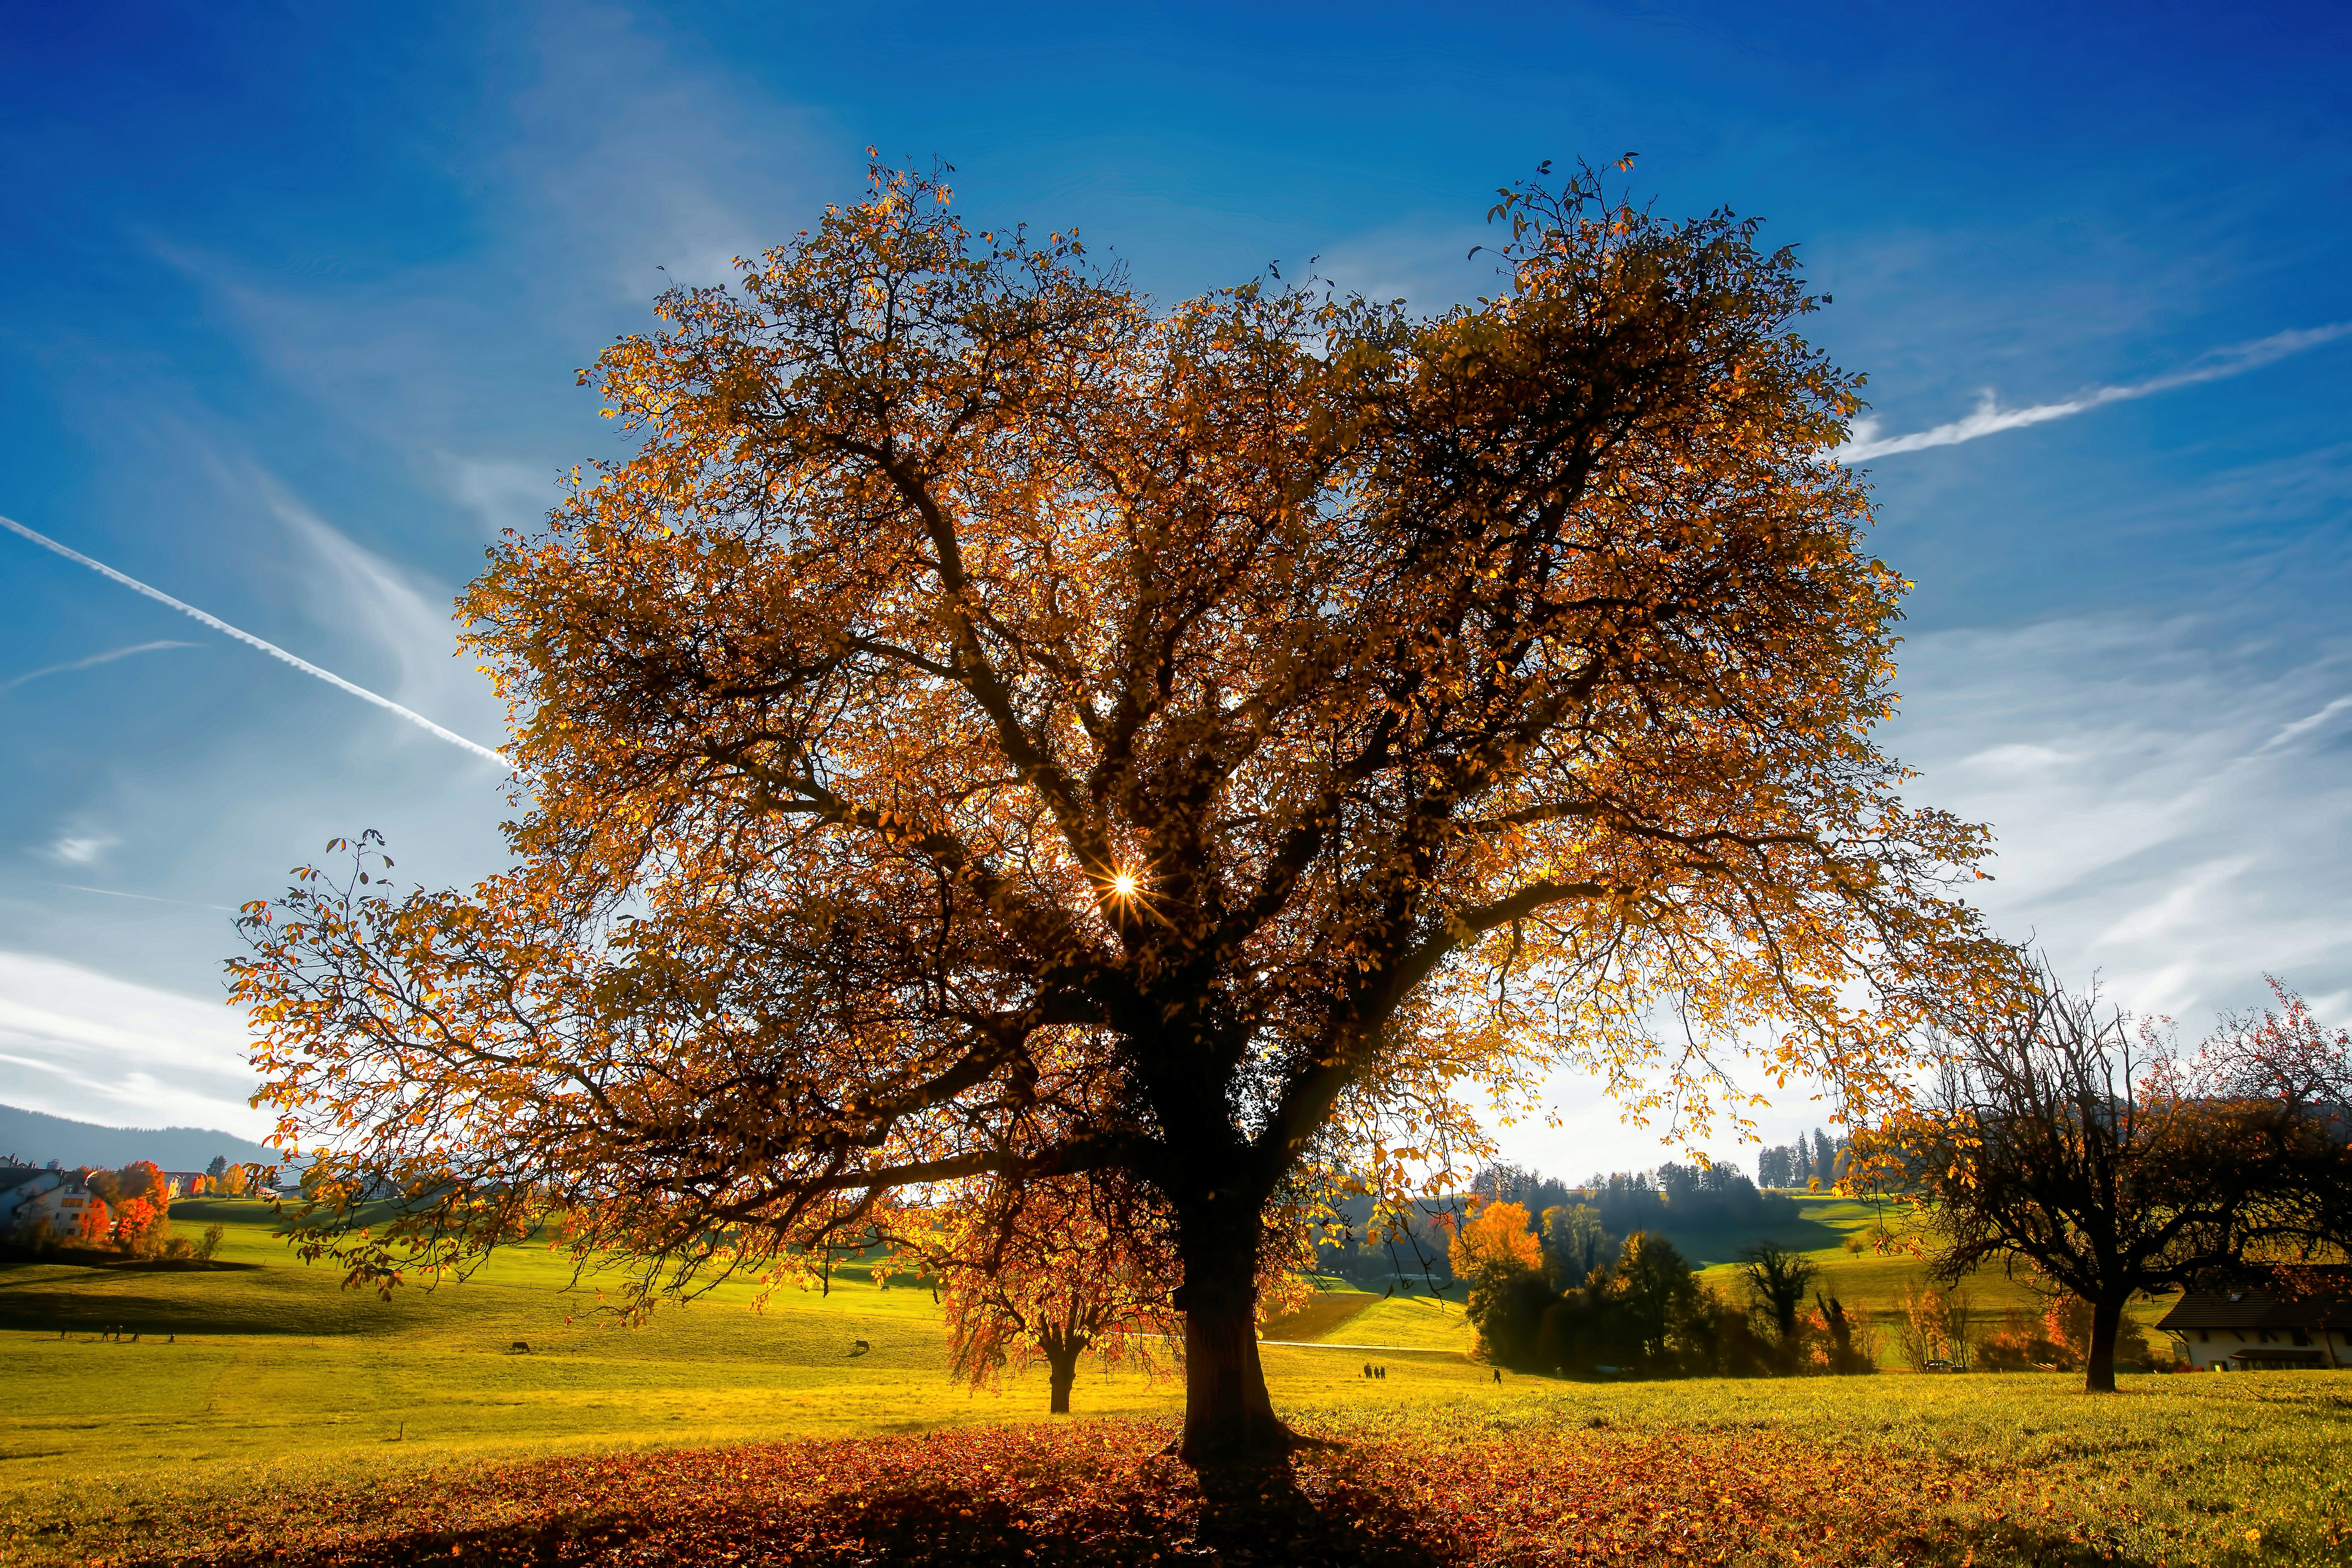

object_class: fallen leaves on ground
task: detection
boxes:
[86,1416,2149,1568]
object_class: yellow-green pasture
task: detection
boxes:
[6,1198,2350,1567]
[0,1202,1485,1505]
[1691,1193,2184,1347]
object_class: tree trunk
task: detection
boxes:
[2084,1292,2123,1394]
[1174,1209,1287,1466]
[1045,1343,1080,1413]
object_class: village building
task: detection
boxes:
[0,1167,113,1244]
[2156,1270,2352,1370]
[1,1166,65,1232]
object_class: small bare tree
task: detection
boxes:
[1853,961,2352,1392]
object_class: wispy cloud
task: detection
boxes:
[0,950,265,1135]
[1,640,196,692]
[1892,614,2352,1019]
[442,455,557,539]
[48,836,117,867]
[1,511,515,772]
[1838,322,2352,463]
[262,486,493,725]
[2254,695,2352,756]
[54,883,232,913]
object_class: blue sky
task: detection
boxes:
[2,2,2347,1178]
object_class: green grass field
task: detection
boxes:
[1691,1193,2184,1345]
[0,1202,1499,1498]
[4,1197,2348,1565]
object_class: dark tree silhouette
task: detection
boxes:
[1854,962,2352,1392]
[1739,1241,1817,1365]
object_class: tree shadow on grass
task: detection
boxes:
[805,1464,1448,1568]
[0,1274,286,1339]
[171,1484,2175,1568]
[145,1428,2184,1568]
[192,1458,1460,1568]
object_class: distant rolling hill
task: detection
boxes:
[0,1102,279,1172]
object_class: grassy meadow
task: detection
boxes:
[1,1196,2347,1565]
[1682,1194,2183,1344]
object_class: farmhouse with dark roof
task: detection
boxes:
[2156,1270,2352,1370]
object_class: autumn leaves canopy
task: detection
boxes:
[233,160,1996,1461]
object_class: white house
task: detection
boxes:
[0,1167,64,1231]
[0,1168,120,1244]
[2157,1270,2352,1370]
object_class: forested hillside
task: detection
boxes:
[0,1104,278,1173]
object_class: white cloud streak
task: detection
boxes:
[0,950,266,1136]
[1837,321,2352,463]
[1,639,197,692]
[2255,695,2352,756]
[55,884,233,912]
[1,511,516,773]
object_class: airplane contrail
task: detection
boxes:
[1,639,196,691]
[1836,321,2352,464]
[2,511,516,773]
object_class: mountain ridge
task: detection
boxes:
[0,1102,279,1171]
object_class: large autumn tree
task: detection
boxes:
[234,159,1997,1463]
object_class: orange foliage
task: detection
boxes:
[113,1192,170,1256]
[1449,1199,1543,1282]
[233,157,1999,1462]
[68,1195,112,1245]
[118,1160,166,1204]
[94,1416,2166,1567]
[920,1176,1184,1413]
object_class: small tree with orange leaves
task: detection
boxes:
[235,157,2000,1464]
[113,1193,170,1257]
[1453,1200,1550,1366]
[1450,1199,1544,1283]
[929,1176,1180,1414]
[922,1174,1306,1413]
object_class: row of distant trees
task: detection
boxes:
[1755,1131,1850,1193]
[1449,1200,1873,1378]
[1313,1159,1800,1293]
[1444,962,2352,1394]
